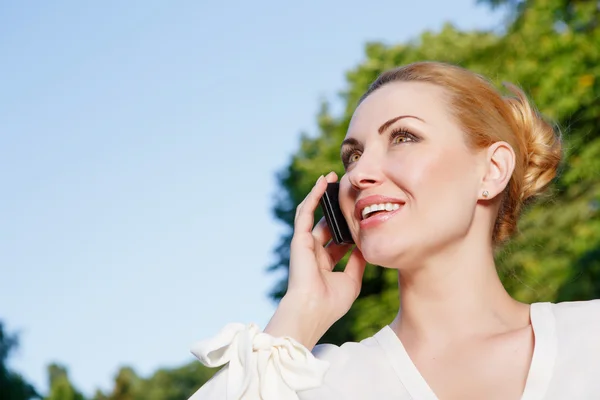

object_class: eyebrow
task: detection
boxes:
[341,115,424,148]
[378,114,424,133]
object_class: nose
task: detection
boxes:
[346,150,384,191]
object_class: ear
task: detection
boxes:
[479,141,515,200]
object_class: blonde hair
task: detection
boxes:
[360,61,563,243]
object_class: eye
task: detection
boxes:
[390,128,418,144]
[349,152,361,163]
[341,148,361,168]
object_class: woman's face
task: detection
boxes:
[339,81,486,268]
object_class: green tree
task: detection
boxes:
[91,361,218,400]
[105,367,141,400]
[45,364,85,400]
[91,390,108,400]
[0,322,39,400]
[480,0,599,32]
[133,363,219,400]
[268,0,600,345]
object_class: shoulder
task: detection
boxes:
[312,331,388,365]
[544,299,600,352]
[531,300,600,396]
[547,299,600,329]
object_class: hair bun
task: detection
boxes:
[503,83,563,203]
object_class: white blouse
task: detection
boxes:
[188,300,600,399]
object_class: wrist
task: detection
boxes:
[263,294,329,350]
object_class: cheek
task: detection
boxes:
[431,151,475,189]
[386,147,478,203]
[437,149,480,194]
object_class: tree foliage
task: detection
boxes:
[269,0,600,344]
[0,322,39,400]
[90,363,218,400]
[0,329,216,400]
[480,0,600,32]
[44,364,86,400]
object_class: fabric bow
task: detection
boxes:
[190,323,330,400]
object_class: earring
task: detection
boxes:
[482,190,490,198]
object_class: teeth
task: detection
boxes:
[361,203,401,219]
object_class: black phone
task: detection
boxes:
[319,182,354,245]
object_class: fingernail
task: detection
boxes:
[316,175,324,184]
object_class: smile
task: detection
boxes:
[354,195,405,229]
[361,203,401,220]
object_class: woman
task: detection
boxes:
[188,62,600,399]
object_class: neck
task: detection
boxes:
[391,238,530,346]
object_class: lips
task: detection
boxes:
[354,195,405,222]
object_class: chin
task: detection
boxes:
[357,234,413,269]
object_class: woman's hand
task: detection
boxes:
[264,172,366,350]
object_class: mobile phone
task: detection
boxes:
[319,182,354,245]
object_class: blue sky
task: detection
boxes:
[0,0,502,396]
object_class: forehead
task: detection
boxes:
[347,81,451,136]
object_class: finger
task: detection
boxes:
[325,171,338,183]
[343,247,367,288]
[294,175,328,233]
[294,197,307,220]
[312,217,332,246]
[295,171,338,221]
